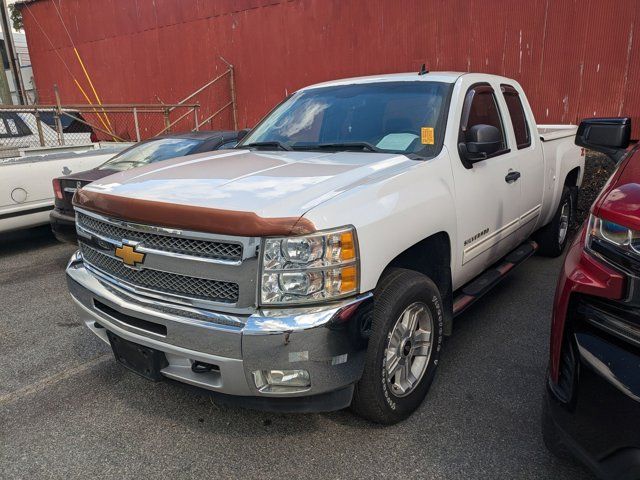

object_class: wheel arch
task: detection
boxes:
[564,166,581,224]
[381,231,454,335]
[564,166,581,188]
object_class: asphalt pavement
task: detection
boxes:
[0,226,594,479]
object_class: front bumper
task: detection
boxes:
[545,314,640,479]
[547,232,640,478]
[66,252,371,411]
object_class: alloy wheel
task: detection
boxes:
[558,200,571,245]
[385,302,434,397]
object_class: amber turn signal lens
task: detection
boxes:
[340,232,356,261]
[340,265,357,293]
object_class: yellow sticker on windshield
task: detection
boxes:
[421,127,435,145]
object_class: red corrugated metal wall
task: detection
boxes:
[19,0,640,136]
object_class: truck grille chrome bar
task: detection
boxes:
[80,243,240,304]
[98,280,246,328]
[77,211,243,261]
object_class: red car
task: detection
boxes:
[543,117,640,479]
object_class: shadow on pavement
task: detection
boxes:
[0,225,59,255]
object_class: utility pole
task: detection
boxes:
[0,0,25,104]
[0,52,11,104]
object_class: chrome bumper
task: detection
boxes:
[66,252,371,401]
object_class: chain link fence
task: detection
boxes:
[0,103,200,159]
[0,61,238,159]
[151,59,238,135]
[67,104,202,142]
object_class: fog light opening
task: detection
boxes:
[253,369,310,391]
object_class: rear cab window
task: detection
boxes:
[501,84,531,149]
[6,118,19,135]
[0,112,31,138]
[39,111,94,133]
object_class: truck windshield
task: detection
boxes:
[99,137,203,172]
[240,81,451,157]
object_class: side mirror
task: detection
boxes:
[236,128,250,142]
[459,124,502,165]
[576,117,631,163]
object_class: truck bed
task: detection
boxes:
[537,124,578,142]
[536,123,583,228]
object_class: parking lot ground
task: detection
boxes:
[0,226,594,479]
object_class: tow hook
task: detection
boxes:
[191,361,216,373]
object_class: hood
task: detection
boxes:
[595,148,640,231]
[75,149,414,236]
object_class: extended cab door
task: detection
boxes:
[500,84,544,238]
[450,81,524,287]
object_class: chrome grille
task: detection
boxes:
[77,212,243,261]
[80,243,239,304]
[100,281,245,328]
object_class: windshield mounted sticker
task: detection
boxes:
[376,133,419,150]
[421,127,435,145]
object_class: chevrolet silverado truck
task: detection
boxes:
[65,72,584,424]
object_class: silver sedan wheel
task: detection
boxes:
[558,200,571,245]
[385,302,434,398]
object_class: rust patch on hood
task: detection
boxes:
[73,189,316,237]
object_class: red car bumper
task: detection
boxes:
[546,223,640,479]
[549,226,626,383]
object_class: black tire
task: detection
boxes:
[351,268,444,424]
[536,186,576,257]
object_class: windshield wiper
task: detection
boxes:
[241,141,292,151]
[312,142,383,153]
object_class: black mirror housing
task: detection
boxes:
[576,117,631,163]
[459,124,503,165]
[237,128,251,141]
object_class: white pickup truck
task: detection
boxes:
[66,72,583,424]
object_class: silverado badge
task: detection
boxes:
[115,243,145,268]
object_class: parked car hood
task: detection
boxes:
[76,149,414,233]
[58,167,118,183]
[595,148,640,231]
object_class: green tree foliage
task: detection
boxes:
[9,4,22,31]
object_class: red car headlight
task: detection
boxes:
[587,214,640,255]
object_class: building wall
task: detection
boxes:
[19,0,640,136]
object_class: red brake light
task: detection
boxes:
[52,178,63,200]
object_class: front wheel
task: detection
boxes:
[351,268,444,424]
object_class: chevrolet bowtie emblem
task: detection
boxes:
[115,244,145,267]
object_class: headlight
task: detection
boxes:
[587,214,640,256]
[260,226,359,305]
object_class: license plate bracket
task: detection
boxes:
[107,331,168,381]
